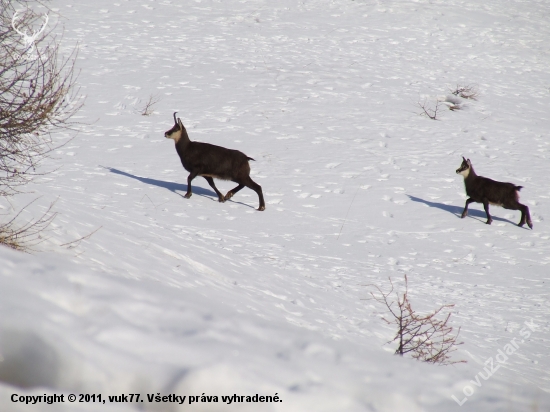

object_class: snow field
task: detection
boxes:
[1,0,549,411]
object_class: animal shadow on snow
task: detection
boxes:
[407,195,518,226]
[106,167,216,199]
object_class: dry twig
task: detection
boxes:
[139,94,161,116]
[60,226,102,249]
[418,98,441,120]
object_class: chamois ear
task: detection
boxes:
[467,158,471,164]
[177,118,184,129]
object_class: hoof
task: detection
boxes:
[218,197,226,203]
[224,192,233,201]
[184,193,192,199]
[485,220,492,225]
[461,213,467,219]
[257,205,265,211]
[528,221,533,229]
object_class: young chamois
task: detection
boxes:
[456,157,532,229]
[164,113,266,211]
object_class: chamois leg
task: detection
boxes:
[525,205,533,229]
[461,198,475,218]
[504,199,533,229]
[203,176,225,202]
[243,176,265,211]
[482,200,493,225]
[518,203,533,229]
[224,184,245,201]
[184,171,198,198]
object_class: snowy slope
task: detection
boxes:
[1,0,549,411]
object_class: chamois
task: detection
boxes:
[164,113,266,211]
[456,157,532,229]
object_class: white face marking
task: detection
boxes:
[166,129,182,143]
[458,167,470,178]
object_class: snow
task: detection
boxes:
[1,0,549,410]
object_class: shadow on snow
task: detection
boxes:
[105,167,216,199]
[105,167,256,209]
[407,195,518,226]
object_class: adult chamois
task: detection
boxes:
[165,113,265,211]
[456,157,532,228]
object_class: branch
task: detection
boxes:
[417,98,441,120]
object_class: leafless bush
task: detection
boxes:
[0,2,82,197]
[1,2,82,251]
[418,98,442,120]
[0,198,57,251]
[449,84,479,100]
[367,275,465,365]
[139,94,161,116]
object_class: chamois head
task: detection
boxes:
[165,112,185,143]
[456,157,471,177]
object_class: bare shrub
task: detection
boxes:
[139,94,161,116]
[449,84,479,100]
[0,198,57,251]
[0,2,82,251]
[367,275,465,365]
[418,98,442,120]
[0,2,82,197]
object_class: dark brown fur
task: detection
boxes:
[456,157,532,228]
[165,113,265,211]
